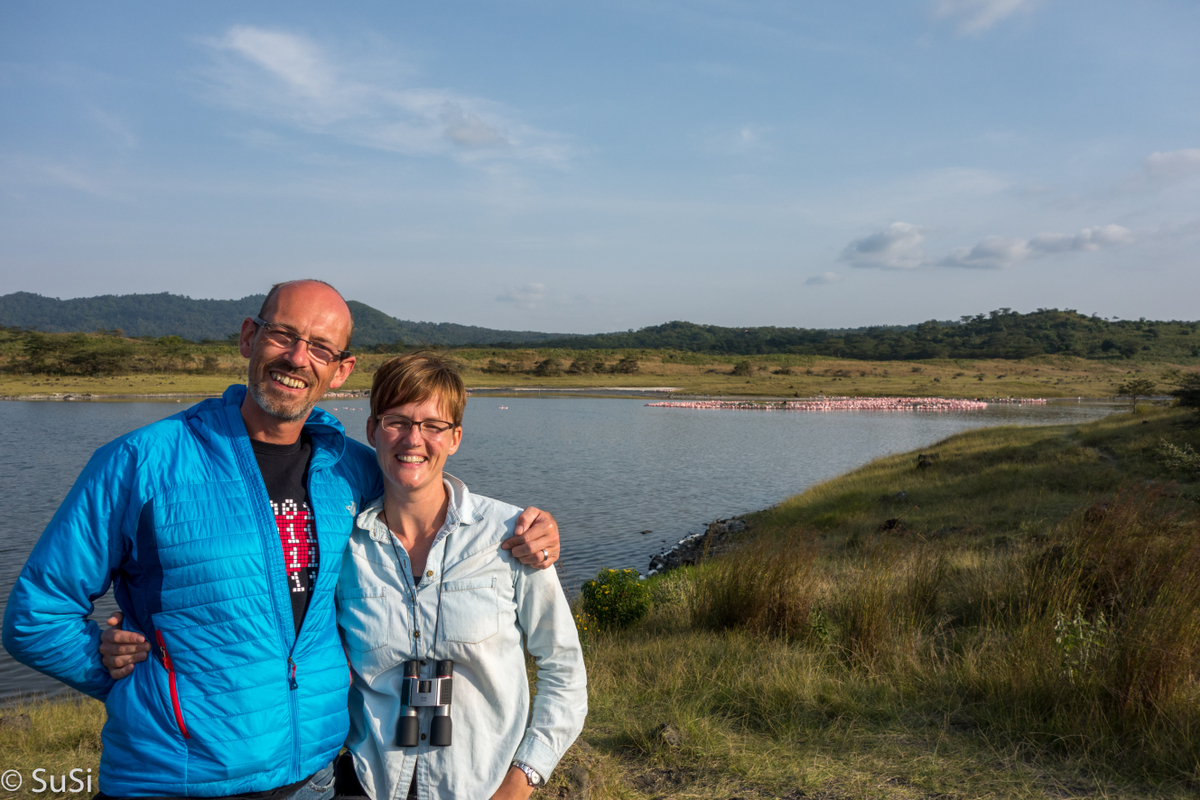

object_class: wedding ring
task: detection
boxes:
[541,549,549,560]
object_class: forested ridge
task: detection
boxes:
[524,309,1200,361]
[1,293,1196,362]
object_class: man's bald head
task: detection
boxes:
[258,280,355,348]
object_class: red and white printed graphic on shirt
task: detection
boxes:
[273,498,319,595]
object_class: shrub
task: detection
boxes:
[610,356,640,374]
[691,537,818,640]
[533,358,562,377]
[483,359,511,374]
[1156,439,1200,477]
[581,568,650,629]
[730,360,752,376]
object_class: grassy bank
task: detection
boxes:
[0,695,103,799]
[8,410,1200,798]
[1,350,1189,400]
[576,406,1200,798]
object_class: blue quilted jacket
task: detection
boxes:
[3,385,382,797]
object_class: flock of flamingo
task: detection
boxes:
[644,396,1047,413]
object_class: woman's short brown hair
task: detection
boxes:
[370,351,466,425]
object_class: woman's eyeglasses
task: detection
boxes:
[376,414,458,439]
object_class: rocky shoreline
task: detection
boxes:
[645,516,749,577]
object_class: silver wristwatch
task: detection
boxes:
[512,760,543,787]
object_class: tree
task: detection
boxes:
[611,356,640,374]
[1116,378,1157,410]
[1165,371,1200,412]
[566,357,601,375]
[483,359,511,374]
[533,358,562,377]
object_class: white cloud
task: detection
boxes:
[441,104,509,148]
[202,26,566,165]
[805,271,843,286]
[220,26,336,101]
[931,0,1038,35]
[1141,149,1200,183]
[939,236,1030,268]
[839,222,929,269]
[496,283,548,310]
[1029,224,1134,253]
[941,224,1133,268]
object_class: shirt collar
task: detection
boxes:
[357,473,483,545]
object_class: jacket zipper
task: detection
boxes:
[155,630,191,740]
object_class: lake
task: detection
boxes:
[0,394,1119,699]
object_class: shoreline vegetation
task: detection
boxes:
[7,407,1200,798]
[1,348,1195,402]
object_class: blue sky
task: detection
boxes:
[2,1,1198,334]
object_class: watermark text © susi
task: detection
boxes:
[1,768,93,793]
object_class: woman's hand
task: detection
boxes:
[501,506,560,570]
[488,766,536,800]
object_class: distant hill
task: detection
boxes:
[2,293,1196,362]
[522,311,1200,362]
[0,292,565,347]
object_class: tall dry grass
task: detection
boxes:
[617,490,1200,790]
[689,536,820,640]
[955,492,1200,777]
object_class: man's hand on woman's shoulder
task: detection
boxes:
[501,506,560,570]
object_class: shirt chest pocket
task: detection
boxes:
[336,585,392,652]
[439,578,499,644]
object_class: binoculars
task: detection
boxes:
[397,660,454,747]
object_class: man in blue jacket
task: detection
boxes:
[3,280,560,799]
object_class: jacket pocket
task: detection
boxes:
[336,586,391,652]
[439,578,499,644]
[155,630,191,740]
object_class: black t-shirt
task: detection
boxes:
[251,435,317,635]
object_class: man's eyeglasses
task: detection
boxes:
[376,414,458,440]
[251,316,351,366]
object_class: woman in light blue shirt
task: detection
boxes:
[337,352,586,800]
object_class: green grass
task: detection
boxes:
[0,695,104,799]
[575,407,1200,798]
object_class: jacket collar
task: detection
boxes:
[187,384,348,469]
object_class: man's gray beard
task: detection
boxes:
[247,377,313,422]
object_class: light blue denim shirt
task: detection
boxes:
[337,475,587,800]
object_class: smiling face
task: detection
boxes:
[239,281,356,425]
[367,396,462,500]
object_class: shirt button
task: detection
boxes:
[420,734,427,741]
[426,570,433,577]
[414,631,421,638]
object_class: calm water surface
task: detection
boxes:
[0,395,1117,698]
